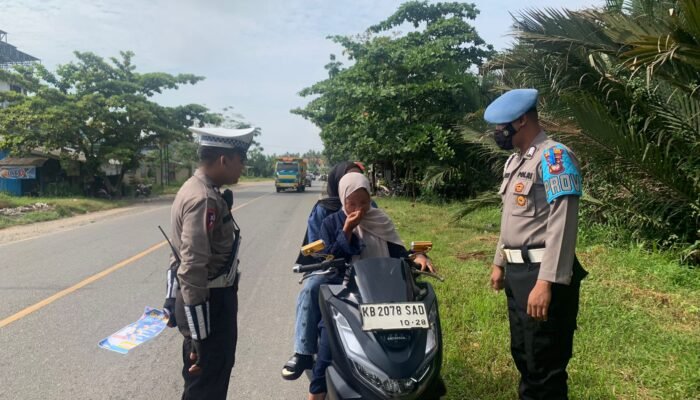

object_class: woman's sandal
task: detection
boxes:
[281,353,313,380]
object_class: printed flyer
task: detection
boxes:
[98,307,169,354]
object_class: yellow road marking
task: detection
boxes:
[0,192,270,329]
[0,242,167,329]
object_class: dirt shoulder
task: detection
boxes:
[0,181,268,245]
[0,205,146,245]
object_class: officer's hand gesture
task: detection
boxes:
[188,340,208,375]
[527,280,552,321]
[490,264,505,291]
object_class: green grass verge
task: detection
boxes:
[377,198,700,400]
[239,176,274,183]
[0,194,124,230]
[151,177,273,196]
[150,183,182,196]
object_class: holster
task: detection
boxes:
[209,213,242,288]
[572,255,588,283]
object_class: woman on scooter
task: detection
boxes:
[308,172,434,400]
[282,161,366,380]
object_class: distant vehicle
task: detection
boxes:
[275,157,308,193]
[135,183,152,198]
[305,174,313,187]
[96,188,112,200]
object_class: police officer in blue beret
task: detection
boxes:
[485,89,588,399]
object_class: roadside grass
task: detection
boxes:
[151,176,273,196]
[377,198,700,400]
[150,183,182,196]
[0,194,124,230]
[0,177,276,230]
[239,175,274,183]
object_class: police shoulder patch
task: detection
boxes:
[542,144,582,203]
[206,208,216,230]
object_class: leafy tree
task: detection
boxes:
[245,148,274,177]
[302,149,325,173]
[293,1,493,194]
[0,51,219,191]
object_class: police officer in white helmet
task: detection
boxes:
[163,126,255,399]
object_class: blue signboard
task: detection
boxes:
[0,166,36,179]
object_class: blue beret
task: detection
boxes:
[484,89,539,124]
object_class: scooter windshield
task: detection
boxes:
[352,257,413,303]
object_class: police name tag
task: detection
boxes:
[360,302,429,331]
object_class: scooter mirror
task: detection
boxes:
[410,241,433,253]
[302,239,326,256]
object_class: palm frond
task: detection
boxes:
[559,95,699,241]
[488,0,700,246]
[423,165,460,191]
[679,0,700,43]
[452,191,501,221]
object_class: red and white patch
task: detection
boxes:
[206,208,216,230]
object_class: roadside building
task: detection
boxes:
[0,30,45,195]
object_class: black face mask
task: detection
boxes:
[493,123,518,150]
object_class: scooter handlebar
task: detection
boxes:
[293,258,346,274]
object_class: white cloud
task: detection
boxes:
[0,0,601,154]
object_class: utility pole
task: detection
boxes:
[159,144,164,189]
[165,143,170,186]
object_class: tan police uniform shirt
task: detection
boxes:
[170,169,234,306]
[493,131,581,285]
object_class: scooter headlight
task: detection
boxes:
[332,305,366,360]
[353,360,416,396]
[331,306,423,396]
[426,302,439,356]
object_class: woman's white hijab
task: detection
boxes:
[338,173,404,259]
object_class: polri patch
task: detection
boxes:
[206,208,216,230]
[542,145,582,203]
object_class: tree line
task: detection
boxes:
[292,0,699,263]
[0,51,221,194]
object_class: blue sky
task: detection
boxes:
[1,0,599,154]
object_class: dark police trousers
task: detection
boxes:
[504,262,582,400]
[175,283,239,400]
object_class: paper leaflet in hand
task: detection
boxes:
[98,307,170,354]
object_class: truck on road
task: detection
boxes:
[275,157,308,193]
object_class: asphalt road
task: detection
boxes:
[0,182,324,399]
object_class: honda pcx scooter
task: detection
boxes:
[293,240,446,400]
